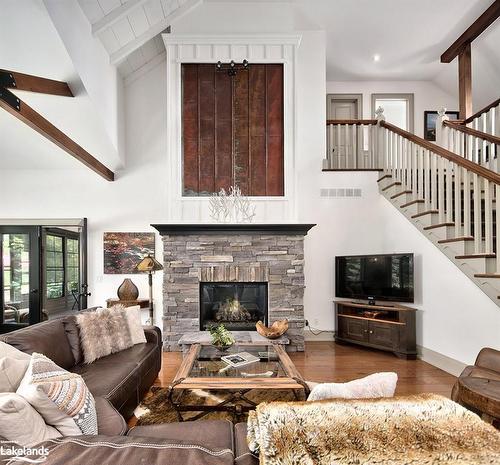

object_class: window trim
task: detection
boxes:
[371,93,414,133]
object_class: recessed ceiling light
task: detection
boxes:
[373,54,381,62]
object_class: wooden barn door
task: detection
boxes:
[182,63,284,196]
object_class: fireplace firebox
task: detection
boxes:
[199,282,268,331]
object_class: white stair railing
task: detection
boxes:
[376,109,500,262]
[467,98,500,139]
[436,107,500,173]
[324,119,379,170]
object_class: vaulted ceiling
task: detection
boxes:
[78,0,201,77]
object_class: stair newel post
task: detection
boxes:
[436,107,449,150]
[473,174,482,254]
[496,184,500,271]
[484,180,493,254]
[454,161,462,238]
[463,168,471,237]
[424,149,431,210]
[375,106,386,172]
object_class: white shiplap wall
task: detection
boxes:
[163,34,302,222]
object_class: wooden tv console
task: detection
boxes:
[334,300,417,359]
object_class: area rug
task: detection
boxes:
[134,386,297,425]
[247,393,500,465]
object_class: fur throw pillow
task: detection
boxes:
[307,372,397,401]
[76,308,133,364]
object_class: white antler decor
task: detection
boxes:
[209,186,256,223]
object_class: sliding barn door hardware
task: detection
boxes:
[216,60,249,76]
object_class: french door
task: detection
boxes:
[0,226,42,333]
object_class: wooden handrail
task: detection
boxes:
[326,119,377,125]
[444,120,500,145]
[380,121,500,185]
[464,97,500,124]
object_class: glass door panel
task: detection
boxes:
[0,227,41,332]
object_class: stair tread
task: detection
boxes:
[424,222,454,230]
[411,210,439,219]
[455,253,496,259]
[377,174,392,183]
[390,190,412,199]
[438,236,474,244]
[381,181,402,192]
[475,273,500,278]
[400,199,425,208]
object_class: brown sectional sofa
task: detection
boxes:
[0,316,162,419]
[0,317,258,465]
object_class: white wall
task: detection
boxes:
[327,81,457,138]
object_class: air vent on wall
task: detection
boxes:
[320,188,362,198]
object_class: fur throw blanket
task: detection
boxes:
[247,393,500,464]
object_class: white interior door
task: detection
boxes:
[328,99,358,168]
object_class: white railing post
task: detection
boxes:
[375,106,386,171]
[435,107,449,149]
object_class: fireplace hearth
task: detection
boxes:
[200,282,268,331]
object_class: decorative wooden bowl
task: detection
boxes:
[256,319,289,339]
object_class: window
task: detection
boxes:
[45,234,79,300]
[371,93,414,132]
[46,235,64,299]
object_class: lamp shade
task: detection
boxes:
[135,254,163,272]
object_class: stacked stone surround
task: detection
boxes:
[161,232,308,352]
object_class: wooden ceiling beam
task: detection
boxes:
[0,69,73,97]
[441,0,500,63]
[0,91,114,181]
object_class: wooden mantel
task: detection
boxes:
[151,223,316,236]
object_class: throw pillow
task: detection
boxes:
[0,357,30,392]
[307,372,398,401]
[76,308,133,364]
[0,392,61,447]
[0,341,31,392]
[17,353,97,436]
[121,305,147,345]
[100,307,133,353]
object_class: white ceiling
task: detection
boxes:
[294,0,496,81]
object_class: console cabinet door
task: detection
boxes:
[339,317,368,342]
[368,322,399,349]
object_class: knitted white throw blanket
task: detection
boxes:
[247,394,500,465]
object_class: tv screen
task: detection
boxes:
[336,253,414,303]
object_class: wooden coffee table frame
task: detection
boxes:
[168,343,309,421]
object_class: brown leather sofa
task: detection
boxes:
[0,318,258,465]
[0,316,162,419]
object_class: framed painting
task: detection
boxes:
[424,111,459,141]
[103,232,155,274]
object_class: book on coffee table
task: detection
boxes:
[221,351,260,368]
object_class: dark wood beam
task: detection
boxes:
[459,44,472,120]
[0,95,114,181]
[441,0,500,63]
[0,69,73,97]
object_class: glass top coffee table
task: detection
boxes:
[169,343,309,421]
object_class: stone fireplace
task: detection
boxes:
[152,224,315,352]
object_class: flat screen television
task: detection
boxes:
[335,253,414,303]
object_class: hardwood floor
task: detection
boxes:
[153,341,456,397]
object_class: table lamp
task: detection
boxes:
[135,254,163,324]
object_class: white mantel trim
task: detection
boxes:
[162,33,302,223]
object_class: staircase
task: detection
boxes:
[324,100,500,306]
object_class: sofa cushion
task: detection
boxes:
[128,420,235,451]
[467,366,500,382]
[0,392,61,447]
[234,422,258,465]
[0,320,75,370]
[0,356,30,392]
[95,397,127,436]
[62,316,83,365]
[17,353,97,436]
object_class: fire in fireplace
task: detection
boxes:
[199,282,268,331]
